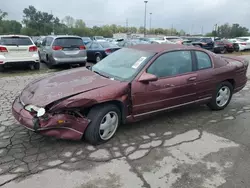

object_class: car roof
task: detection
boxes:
[129,44,194,53]
[0,35,31,38]
[47,35,81,39]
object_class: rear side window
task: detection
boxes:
[0,37,33,46]
[45,37,53,46]
[53,37,84,47]
[195,51,212,70]
[99,42,119,48]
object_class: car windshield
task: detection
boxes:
[0,37,33,46]
[82,37,91,41]
[53,37,84,47]
[99,42,119,48]
[236,38,249,41]
[95,36,104,39]
[92,48,156,81]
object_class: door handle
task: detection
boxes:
[188,76,197,81]
[165,84,174,87]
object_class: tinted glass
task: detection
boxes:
[147,51,193,78]
[53,37,83,47]
[46,37,53,46]
[196,51,212,70]
[91,43,100,49]
[92,48,155,81]
[99,42,119,48]
[0,37,33,46]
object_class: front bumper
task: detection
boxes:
[12,96,90,140]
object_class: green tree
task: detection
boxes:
[75,19,86,28]
[63,16,75,28]
[0,9,7,21]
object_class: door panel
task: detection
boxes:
[131,50,197,117]
[131,73,197,116]
[194,50,216,99]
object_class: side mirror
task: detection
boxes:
[138,72,158,83]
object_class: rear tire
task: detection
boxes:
[220,47,226,54]
[79,62,86,67]
[46,56,54,69]
[207,81,233,111]
[96,54,102,63]
[84,104,121,145]
[0,65,4,72]
[34,62,40,70]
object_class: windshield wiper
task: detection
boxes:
[93,71,109,78]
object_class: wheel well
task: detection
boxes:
[224,79,235,88]
[86,100,126,124]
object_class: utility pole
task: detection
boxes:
[171,24,173,36]
[201,26,203,35]
[149,13,152,33]
[143,1,148,37]
[126,19,128,33]
[51,10,54,35]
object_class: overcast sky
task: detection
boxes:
[2,0,250,34]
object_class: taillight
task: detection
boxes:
[79,45,86,50]
[105,49,112,54]
[0,46,8,52]
[241,43,246,45]
[52,46,62,50]
[29,46,38,52]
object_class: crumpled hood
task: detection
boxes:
[20,68,119,107]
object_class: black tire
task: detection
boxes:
[79,62,86,67]
[207,81,233,111]
[220,47,226,54]
[46,56,54,69]
[38,52,44,63]
[34,62,40,70]
[95,54,102,63]
[0,65,4,72]
[84,104,121,145]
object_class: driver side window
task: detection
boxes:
[147,51,193,78]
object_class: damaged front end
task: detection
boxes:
[12,96,90,140]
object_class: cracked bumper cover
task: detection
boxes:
[12,97,90,140]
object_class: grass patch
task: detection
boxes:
[231,51,250,56]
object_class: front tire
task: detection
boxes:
[85,104,121,145]
[207,81,233,110]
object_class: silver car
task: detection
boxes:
[38,35,87,68]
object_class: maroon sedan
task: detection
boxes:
[12,44,248,145]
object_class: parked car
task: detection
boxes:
[220,39,235,53]
[82,37,92,45]
[117,39,150,47]
[235,37,250,51]
[213,40,227,54]
[12,44,249,145]
[163,36,183,44]
[86,41,120,62]
[228,38,248,51]
[0,35,40,71]
[38,35,87,68]
[185,37,214,51]
[92,36,106,42]
[181,39,193,46]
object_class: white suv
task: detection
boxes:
[0,35,40,72]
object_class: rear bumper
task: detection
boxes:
[12,96,90,140]
[0,54,39,66]
[51,56,87,65]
